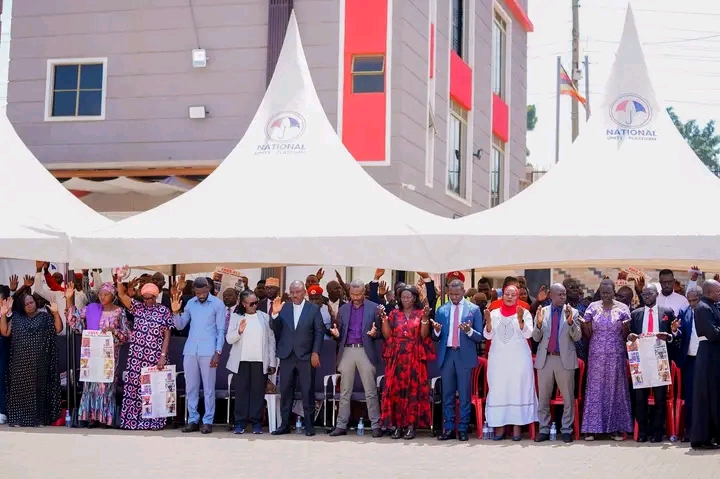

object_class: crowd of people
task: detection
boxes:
[0,263,718,451]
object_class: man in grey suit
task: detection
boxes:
[328,280,384,438]
[268,280,325,437]
[532,283,582,443]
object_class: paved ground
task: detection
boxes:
[0,428,717,478]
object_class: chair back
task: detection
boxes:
[314,339,337,393]
[56,335,68,379]
[214,343,233,393]
[672,361,682,399]
[471,357,488,399]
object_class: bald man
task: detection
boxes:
[533,283,581,443]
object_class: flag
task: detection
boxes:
[559,65,588,110]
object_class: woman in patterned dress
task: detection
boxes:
[483,285,537,440]
[116,281,174,430]
[66,282,129,427]
[378,285,435,440]
[580,279,633,441]
[0,294,63,427]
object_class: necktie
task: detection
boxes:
[548,309,559,353]
[269,300,273,316]
[225,308,231,332]
[648,308,654,333]
[451,304,460,348]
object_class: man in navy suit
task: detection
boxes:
[268,280,325,436]
[675,285,701,442]
[431,279,483,441]
[328,280,384,438]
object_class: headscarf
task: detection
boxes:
[140,283,160,297]
[99,282,116,295]
[499,285,519,317]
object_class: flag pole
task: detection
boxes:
[554,56,561,164]
[584,55,590,121]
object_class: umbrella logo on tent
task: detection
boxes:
[609,94,652,128]
[264,111,307,142]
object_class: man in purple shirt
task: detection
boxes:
[328,280,384,437]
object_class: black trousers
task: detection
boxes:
[278,353,315,432]
[232,362,266,427]
[635,386,667,437]
[682,356,696,437]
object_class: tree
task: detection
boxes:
[526,105,537,157]
[666,106,720,169]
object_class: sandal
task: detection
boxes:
[391,428,403,439]
[584,435,595,441]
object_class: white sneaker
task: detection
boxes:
[0,414,8,424]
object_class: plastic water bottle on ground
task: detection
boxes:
[549,423,557,441]
[357,417,365,436]
[65,409,71,427]
[483,422,490,439]
[295,416,303,434]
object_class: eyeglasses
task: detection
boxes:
[246,301,258,307]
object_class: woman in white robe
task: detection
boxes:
[484,285,538,440]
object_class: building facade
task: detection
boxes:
[6,0,531,217]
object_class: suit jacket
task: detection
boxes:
[258,298,272,314]
[432,299,483,369]
[532,304,581,370]
[694,298,720,343]
[676,305,694,368]
[334,299,383,365]
[225,311,277,374]
[270,301,325,361]
[628,305,679,355]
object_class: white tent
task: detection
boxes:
[70,12,461,273]
[0,211,69,262]
[448,6,720,272]
[0,107,113,262]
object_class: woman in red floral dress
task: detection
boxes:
[379,285,435,439]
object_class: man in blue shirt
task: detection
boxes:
[172,277,226,434]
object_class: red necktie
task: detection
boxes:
[451,304,460,347]
[647,308,654,333]
[269,300,273,316]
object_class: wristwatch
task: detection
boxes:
[215,350,222,356]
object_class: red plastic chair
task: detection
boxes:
[632,360,676,440]
[470,357,488,438]
[546,358,585,440]
[672,362,685,438]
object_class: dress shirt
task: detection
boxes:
[347,303,364,345]
[293,300,305,328]
[434,302,474,343]
[239,313,263,362]
[175,294,226,356]
[656,291,689,316]
[642,305,659,334]
[320,304,332,329]
[328,299,341,316]
[688,315,701,356]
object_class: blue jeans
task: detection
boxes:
[0,337,8,415]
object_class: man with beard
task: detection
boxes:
[258,278,280,315]
[656,269,689,316]
[689,280,720,450]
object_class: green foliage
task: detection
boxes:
[527,105,537,131]
[666,106,720,169]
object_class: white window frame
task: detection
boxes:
[491,9,507,99]
[490,135,505,207]
[44,57,108,122]
[491,2,512,202]
[447,100,468,200]
[451,0,469,60]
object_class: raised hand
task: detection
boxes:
[671,318,680,333]
[417,272,430,279]
[564,304,574,324]
[170,290,182,313]
[65,287,75,301]
[0,298,13,317]
[48,302,59,314]
[517,306,525,322]
[315,268,325,281]
[272,296,284,314]
[378,281,388,296]
[330,323,340,338]
[535,307,545,328]
[377,304,387,321]
[422,305,431,320]
[430,318,442,333]
[23,275,35,288]
[459,320,472,333]
[484,309,492,332]
[537,285,547,302]
[8,275,18,292]
[634,275,645,293]
[690,266,700,281]
[238,318,247,334]
[374,268,385,280]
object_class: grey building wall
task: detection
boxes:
[6,0,528,218]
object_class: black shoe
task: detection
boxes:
[682,436,690,443]
[534,433,550,443]
[200,424,212,434]
[637,435,648,443]
[404,427,416,440]
[651,434,663,443]
[458,431,469,442]
[692,442,720,450]
[271,427,290,436]
[562,433,573,443]
[437,430,456,441]
[182,423,200,433]
[391,428,403,439]
[372,428,383,438]
[328,428,347,437]
[305,430,316,437]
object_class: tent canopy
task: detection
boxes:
[70,11,461,273]
[0,210,69,262]
[448,6,720,272]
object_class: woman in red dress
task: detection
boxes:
[379,285,435,439]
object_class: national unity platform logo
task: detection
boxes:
[606,94,656,141]
[264,111,306,142]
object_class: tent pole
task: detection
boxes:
[64,263,78,426]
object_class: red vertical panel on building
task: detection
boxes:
[342,0,387,162]
[492,93,509,142]
[429,24,435,79]
[449,51,472,111]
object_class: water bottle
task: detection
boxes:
[483,422,490,440]
[295,416,303,434]
[357,417,365,436]
[549,423,557,441]
[669,434,677,443]
[65,409,71,428]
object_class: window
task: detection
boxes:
[351,55,385,94]
[447,100,467,197]
[491,135,505,207]
[492,10,507,98]
[451,0,465,58]
[45,58,107,121]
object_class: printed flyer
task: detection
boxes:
[140,365,177,419]
[627,334,672,389]
[79,331,114,383]
[212,267,245,295]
